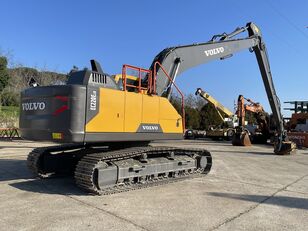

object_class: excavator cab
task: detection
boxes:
[113,74,142,92]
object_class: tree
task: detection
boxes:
[185,106,200,129]
[170,95,182,114]
[199,103,222,130]
[169,92,231,130]
[0,88,19,106]
[0,56,9,92]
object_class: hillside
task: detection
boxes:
[0,62,67,127]
[2,67,67,106]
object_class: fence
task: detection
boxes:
[0,128,20,139]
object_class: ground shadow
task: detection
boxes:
[9,177,87,196]
[0,158,89,196]
[0,159,33,181]
[208,192,308,210]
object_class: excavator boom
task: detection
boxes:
[150,22,294,154]
[195,88,234,120]
[151,35,258,98]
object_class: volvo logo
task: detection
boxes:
[142,125,159,131]
[22,102,46,111]
[137,124,162,133]
[204,47,224,56]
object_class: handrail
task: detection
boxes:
[153,61,185,131]
[121,62,185,132]
[122,64,152,93]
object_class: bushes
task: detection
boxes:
[0,56,9,92]
[0,106,19,128]
[171,93,222,130]
[1,89,19,106]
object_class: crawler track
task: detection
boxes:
[27,145,212,195]
[75,146,212,195]
[27,144,96,177]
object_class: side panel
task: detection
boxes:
[124,92,142,132]
[159,97,183,133]
[85,88,124,132]
[84,88,183,142]
[142,94,159,124]
[19,85,86,143]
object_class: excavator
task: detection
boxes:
[20,22,294,195]
[195,88,237,140]
[285,101,308,148]
[232,95,271,146]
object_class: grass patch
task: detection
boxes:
[0,106,19,128]
[1,106,19,115]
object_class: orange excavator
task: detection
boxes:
[232,95,272,146]
[285,101,308,148]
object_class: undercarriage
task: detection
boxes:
[27,144,212,194]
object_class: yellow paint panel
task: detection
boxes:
[159,97,183,133]
[86,88,124,132]
[159,119,183,133]
[159,97,181,120]
[85,87,183,134]
[142,94,159,124]
[124,92,142,132]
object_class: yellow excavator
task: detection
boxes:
[195,88,237,140]
[20,22,294,194]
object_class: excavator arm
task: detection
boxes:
[150,23,259,97]
[150,22,294,154]
[195,88,234,121]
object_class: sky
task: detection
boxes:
[0,0,307,117]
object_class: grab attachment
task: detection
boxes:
[232,127,251,146]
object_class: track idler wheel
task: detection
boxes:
[274,141,296,155]
[232,130,251,146]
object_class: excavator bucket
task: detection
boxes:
[232,131,252,146]
[274,141,296,155]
